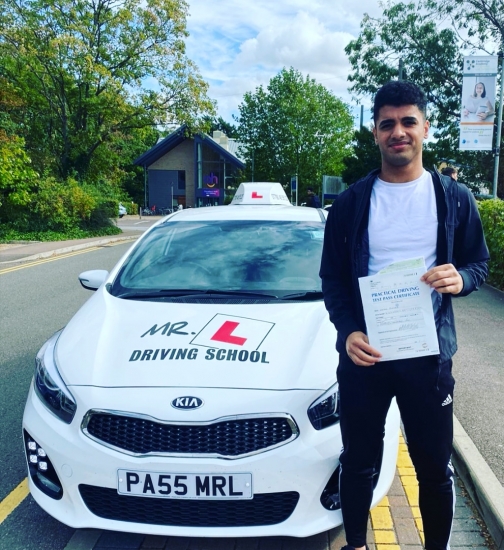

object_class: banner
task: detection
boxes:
[459,56,498,151]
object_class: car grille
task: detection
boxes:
[83,412,298,458]
[79,485,299,527]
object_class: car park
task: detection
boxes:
[23,182,400,538]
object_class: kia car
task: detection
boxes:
[23,182,400,538]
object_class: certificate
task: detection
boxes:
[358,261,439,361]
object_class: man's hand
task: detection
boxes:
[421,264,463,295]
[346,331,382,366]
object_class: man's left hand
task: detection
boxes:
[421,264,463,295]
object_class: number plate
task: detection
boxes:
[117,470,253,499]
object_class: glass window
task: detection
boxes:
[111,220,325,298]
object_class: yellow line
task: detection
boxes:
[0,247,102,275]
[0,478,29,525]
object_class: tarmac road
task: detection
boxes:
[453,284,504,487]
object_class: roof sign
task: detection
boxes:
[230,182,291,205]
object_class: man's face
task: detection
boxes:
[373,104,429,169]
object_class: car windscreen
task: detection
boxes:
[110,219,325,299]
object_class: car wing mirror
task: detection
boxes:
[78,270,109,291]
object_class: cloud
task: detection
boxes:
[185,0,382,122]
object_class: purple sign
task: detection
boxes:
[202,189,220,197]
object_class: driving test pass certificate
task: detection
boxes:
[358,262,439,361]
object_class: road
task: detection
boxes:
[452,284,504,486]
[0,242,132,549]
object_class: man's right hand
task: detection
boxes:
[346,331,382,366]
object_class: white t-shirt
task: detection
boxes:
[368,170,441,320]
[368,170,437,275]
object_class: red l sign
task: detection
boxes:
[251,191,263,199]
[211,321,247,346]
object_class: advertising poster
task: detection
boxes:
[459,56,498,151]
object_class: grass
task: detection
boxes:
[0,224,122,243]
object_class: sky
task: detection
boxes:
[184,0,384,128]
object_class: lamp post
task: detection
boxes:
[492,51,504,198]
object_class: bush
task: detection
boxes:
[0,174,128,240]
[478,198,504,291]
[125,202,138,215]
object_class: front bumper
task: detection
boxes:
[23,382,400,538]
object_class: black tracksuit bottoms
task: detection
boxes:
[337,353,455,550]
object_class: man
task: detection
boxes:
[320,81,489,550]
[441,166,458,181]
[306,187,322,208]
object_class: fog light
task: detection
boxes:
[320,465,341,510]
[23,430,63,500]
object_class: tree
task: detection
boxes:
[0,131,37,211]
[345,3,463,139]
[341,127,382,183]
[235,67,354,196]
[424,0,504,52]
[203,116,239,139]
[0,0,215,182]
[344,0,503,196]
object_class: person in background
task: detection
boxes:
[441,167,458,181]
[320,80,489,550]
[305,187,322,208]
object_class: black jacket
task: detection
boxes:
[319,169,490,363]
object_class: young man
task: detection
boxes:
[441,166,458,181]
[306,187,322,208]
[320,81,489,550]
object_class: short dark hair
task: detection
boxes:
[373,81,428,123]
[441,167,457,177]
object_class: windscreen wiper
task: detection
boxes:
[280,290,324,301]
[116,289,279,300]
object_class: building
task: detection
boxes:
[133,125,245,210]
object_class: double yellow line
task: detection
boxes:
[0,240,130,275]
[0,479,29,525]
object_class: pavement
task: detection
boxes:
[1,218,503,550]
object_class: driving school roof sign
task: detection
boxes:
[230,182,291,205]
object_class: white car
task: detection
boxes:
[23,182,400,538]
[118,203,127,218]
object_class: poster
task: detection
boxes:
[459,56,498,151]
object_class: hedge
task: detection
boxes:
[478,198,504,291]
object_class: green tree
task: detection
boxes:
[0,0,215,182]
[203,116,239,139]
[235,67,354,196]
[425,0,504,51]
[344,0,503,196]
[345,2,462,139]
[0,131,37,211]
[342,127,382,184]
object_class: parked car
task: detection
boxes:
[23,182,400,538]
[118,203,127,218]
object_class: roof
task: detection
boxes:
[158,203,324,223]
[133,125,244,169]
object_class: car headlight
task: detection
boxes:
[308,383,340,430]
[34,330,77,424]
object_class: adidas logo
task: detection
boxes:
[442,394,453,406]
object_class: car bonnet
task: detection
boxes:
[56,290,337,390]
